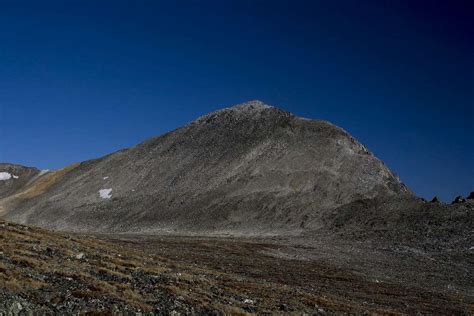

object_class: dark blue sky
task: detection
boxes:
[0,0,472,201]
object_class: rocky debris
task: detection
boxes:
[3,219,456,314]
[325,195,474,252]
[0,220,225,314]
[75,252,85,260]
[279,303,289,311]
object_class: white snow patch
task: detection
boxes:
[103,176,109,180]
[99,188,112,199]
[12,175,19,179]
[469,246,474,250]
[0,172,12,181]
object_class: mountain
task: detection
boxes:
[2,101,473,315]
[0,101,411,234]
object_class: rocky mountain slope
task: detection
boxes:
[1,101,411,233]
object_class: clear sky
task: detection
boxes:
[0,0,472,201]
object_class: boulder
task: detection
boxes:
[430,196,441,203]
[452,196,465,204]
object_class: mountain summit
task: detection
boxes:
[1,101,410,234]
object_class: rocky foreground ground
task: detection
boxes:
[1,217,473,315]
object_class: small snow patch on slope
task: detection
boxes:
[0,172,12,181]
[99,188,112,199]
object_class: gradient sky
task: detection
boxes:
[0,0,472,201]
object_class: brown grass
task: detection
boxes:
[1,276,46,293]
[13,163,80,201]
[97,267,132,280]
[1,219,470,315]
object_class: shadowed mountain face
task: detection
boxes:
[0,101,411,234]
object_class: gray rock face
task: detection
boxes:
[1,101,411,234]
